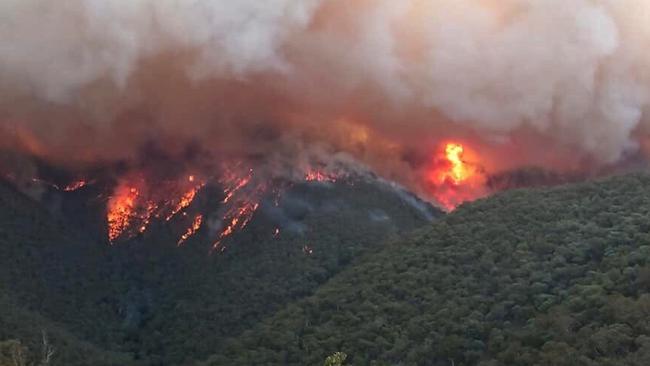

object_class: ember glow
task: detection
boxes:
[212,165,270,251]
[105,174,204,244]
[1,0,650,219]
[96,160,316,251]
[222,171,252,204]
[4,0,648,246]
[138,201,159,234]
[178,214,203,246]
[63,180,89,192]
[305,170,338,183]
[107,186,140,242]
[213,201,260,252]
[166,185,203,221]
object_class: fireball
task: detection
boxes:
[427,142,486,210]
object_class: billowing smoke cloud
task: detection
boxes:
[1,0,650,204]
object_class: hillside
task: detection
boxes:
[204,172,650,366]
[0,178,436,365]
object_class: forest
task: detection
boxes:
[0,178,433,365]
[204,173,650,365]
[3,173,650,365]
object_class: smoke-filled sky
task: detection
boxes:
[1,0,650,204]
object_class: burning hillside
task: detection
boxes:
[2,0,650,228]
[0,150,370,251]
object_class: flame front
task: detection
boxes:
[305,170,337,183]
[428,142,486,211]
[166,184,203,221]
[213,201,260,251]
[212,166,266,252]
[107,186,139,242]
[100,161,348,250]
[178,214,203,246]
[106,175,203,243]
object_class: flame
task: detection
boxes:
[99,162,341,249]
[223,175,252,203]
[107,186,139,242]
[177,214,203,246]
[63,180,89,191]
[443,143,470,184]
[305,170,338,182]
[138,201,159,233]
[428,142,486,211]
[213,201,260,251]
[105,174,204,243]
[211,165,268,251]
[166,185,202,221]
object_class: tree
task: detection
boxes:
[0,333,54,366]
[324,352,347,366]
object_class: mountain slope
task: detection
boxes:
[204,172,650,366]
[0,294,132,366]
[0,181,131,365]
[0,178,437,365]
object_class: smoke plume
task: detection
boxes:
[2,0,650,205]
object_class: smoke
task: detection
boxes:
[2,0,650,203]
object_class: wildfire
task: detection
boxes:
[222,171,252,203]
[63,180,89,191]
[305,170,337,183]
[212,167,267,251]
[177,214,203,246]
[443,144,470,184]
[106,174,204,243]
[428,142,485,211]
[212,201,260,251]
[107,186,140,242]
[98,160,349,250]
[138,201,159,233]
[166,185,202,221]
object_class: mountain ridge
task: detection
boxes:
[201,172,650,366]
[0,176,437,365]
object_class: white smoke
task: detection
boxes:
[1,0,650,169]
[0,0,319,101]
[411,0,646,162]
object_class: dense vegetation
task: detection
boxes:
[0,179,433,365]
[5,172,650,365]
[203,173,650,365]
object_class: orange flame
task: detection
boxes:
[178,214,203,246]
[107,186,139,242]
[212,165,267,252]
[305,170,337,183]
[166,185,202,221]
[106,174,205,243]
[428,142,485,211]
[212,201,260,251]
[138,201,159,233]
[63,180,89,191]
[221,174,253,203]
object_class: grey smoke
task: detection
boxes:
[2,0,650,200]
